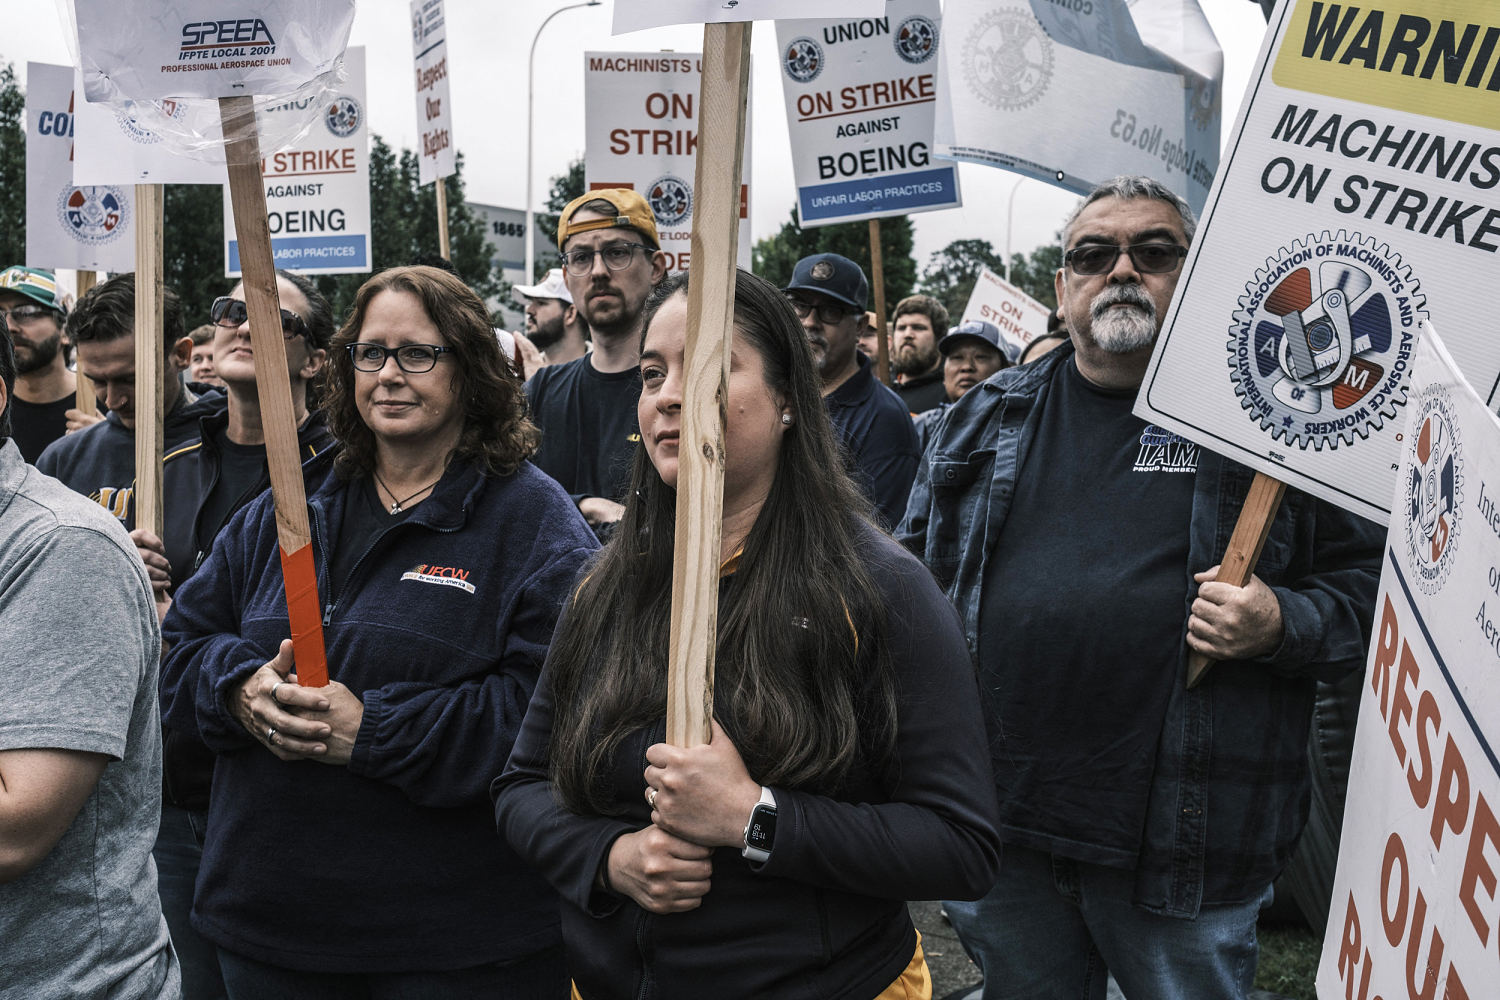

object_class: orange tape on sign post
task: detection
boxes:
[279,543,329,688]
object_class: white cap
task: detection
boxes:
[513,268,572,305]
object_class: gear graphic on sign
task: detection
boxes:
[325,97,362,137]
[962,7,1054,111]
[1226,230,1425,451]
[56,185,129,246]
[894,16,938,64]
[1403,385,1462,595]
[783,37,824,84]
[646,176,692,228]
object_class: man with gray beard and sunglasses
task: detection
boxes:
[900,176,1380,1000]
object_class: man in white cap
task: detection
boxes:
[514,267,589,366]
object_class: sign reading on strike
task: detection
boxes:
[411,0,455,186]
[26,62,135,272]
[775,0,959,227]
[1136,0,1500,525]
[960,267,1050,355]
[223,47,371,276]
[613,0,882,34]
[1316,325,1500,1000]
[584,53,752,273]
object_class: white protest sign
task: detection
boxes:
[960,266,1050,353]
[465,202,553,328]
[76,0,355,102]
[775,0,959,227]
[934,0,1220,213]
[613,0,882,34]
[584,52,751,272]
[223,47,370,276]
[25,62,134,271]
[72,74,227,185]
[411,0,455,186]
[1315,324,1500,1000]
[1136,0,1500,526]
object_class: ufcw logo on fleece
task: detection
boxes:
[400,563,476,594]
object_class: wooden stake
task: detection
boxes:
[869,218,891,386]
[665,21,751,749]
[133,186,165,538]
[74,270,98,415]
[435,179,451,260]
[219,95,329,689]
[1186,471,1287,688]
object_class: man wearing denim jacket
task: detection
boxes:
[899,175,1381,1000]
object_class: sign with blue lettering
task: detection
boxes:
[223,47,370,277]
[776,0,960,227]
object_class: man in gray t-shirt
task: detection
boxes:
[0,330,178,999]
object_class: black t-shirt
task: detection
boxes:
[895,367,948,415]
[978,356,1199,868]
[524,356,642,505]
[194,429,270,564]
[330,477,414,603]
[10,393,74,464]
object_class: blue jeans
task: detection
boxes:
[154,804,226,1000]
[945,844,1270,1000]
[216,944,568,1000]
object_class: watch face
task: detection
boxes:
[746,805,777,851]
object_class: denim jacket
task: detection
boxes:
[898,344,1382,915]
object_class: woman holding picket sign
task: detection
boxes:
[161,265,596,997]
[493,269,1001,999]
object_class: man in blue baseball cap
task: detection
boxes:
[784,252,917,528]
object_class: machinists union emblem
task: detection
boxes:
[962,7,1053,111]
[646,176,692,228]
[783,37,824,84]
[894,16,938,65]
[56,185,129,246]
[1403,386,1462,594]
[325,97,362,138]
[114,99,185,145]
[1228,230,1424,451]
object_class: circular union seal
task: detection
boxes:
[962,7,1054,111]
[1403,385,1462,595]
[56,185,130,246]
[894,16,939,64]
[783,37,824,84]
[113,100,184,145]
[1227,230,1425,451]
[646,176,692,228]
[325,97,362,137]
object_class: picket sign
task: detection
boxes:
[74,271,98,415]
[435,181,451,259]
[869,219,891,387]
[219,95,329,688]
[133,186,165,538]
[665,22,751,749]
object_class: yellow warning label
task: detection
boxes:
[1272,0,1500,130]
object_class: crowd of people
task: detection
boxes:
[0,175,1381,1000]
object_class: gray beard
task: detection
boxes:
[1088,287,1157,354]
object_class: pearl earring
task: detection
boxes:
[781,413,793,425]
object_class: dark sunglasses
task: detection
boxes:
[1063,243,1188,276]
[210,296,309,341]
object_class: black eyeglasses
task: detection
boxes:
[347,342,453,374]
[1064,243,1187,276]
[558,242,652,276]
[0,304,59,327]
[786,296,854,325]
[210,296,309,341]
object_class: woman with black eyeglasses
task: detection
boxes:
[160,265,597,998]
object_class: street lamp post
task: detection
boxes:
[1004,175,1026,283]
[526,0,601,283]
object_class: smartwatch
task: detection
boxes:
[741,786,777,862]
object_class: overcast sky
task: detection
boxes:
[3,1,1273,271]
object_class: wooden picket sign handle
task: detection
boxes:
[219,95,329,689]
[434,179,451,259]
[74,270,98,415]
[1186,471,1287,688]
[133,186,165,538]
[664,21,751,749]
[869,218,891,387]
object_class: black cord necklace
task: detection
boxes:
[372,469,442,514]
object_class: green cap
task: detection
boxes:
[0,267,64,314]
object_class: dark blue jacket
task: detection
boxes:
[899,343,1382,916]
[160,449,598,971]
[824,353,919,529]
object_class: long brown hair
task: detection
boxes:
[323,265,538,478]
[545,269,898,814]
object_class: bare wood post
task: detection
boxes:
[74,270,98,415]
[665,21,751,749]
[869,218,891,386]
[435,179,451,259]
[133,186,165,538]
[219,95,330,688]
[1186,471,1287,688]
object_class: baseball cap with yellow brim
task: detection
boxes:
[556,189,661,251]
[0,266,65,314]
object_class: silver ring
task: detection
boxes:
[648,787,658,810]
[266,726,277,744]
[270,680,286,704]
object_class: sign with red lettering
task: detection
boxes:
[613,0,881,34]
[775,0,959,227]
[959,267,1049,357]
[1317,323,1500,1000]
[411,0,455,186]
[583,52,752,273]
[221,47,370,276]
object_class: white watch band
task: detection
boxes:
[741,786,776,863]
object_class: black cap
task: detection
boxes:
[784,253,869,312]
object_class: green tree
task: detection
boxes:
[917,236,1061,320]
[165,184,227,325]
[535,158,585,276]
[0,64,26,267]
[753,209,916,313]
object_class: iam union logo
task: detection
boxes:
[324,96,362,137]
[646,176,692,228]
[1403,385,1462,594]
[962,7,1053,111]
[1228,230,1425,451]
[56,186,129,246]
[782,37,824,84]
[894,16,938,64]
